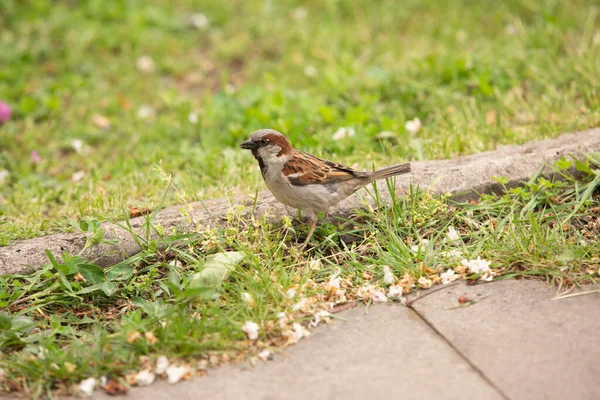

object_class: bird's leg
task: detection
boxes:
[298,215,318,249]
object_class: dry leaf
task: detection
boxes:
[102,378,127,395]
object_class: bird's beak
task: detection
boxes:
[240,139,257,150]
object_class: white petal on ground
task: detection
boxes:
[440,269,459,285]
[310,310,332,327]
[292,298,308,312]
[258,349,273,361]
[292,322,311,341]
[135,370,155,386]
[286,288,297,299]
[79,377,97,396]
[189,13,210,29]
[71,170,85,182]
[446,226,460,241]
[136,55,156,73]
[405,117,422,133]
[188,112,199,124]
[461,257,491,274]
[326,276,341,290]
[382,265,395,284]
[371,290,388,302]
[166,365,189,384]
[418,276,433,288]
[137,105,155,120]
[242,321,260,340]
[71,139,85,154]
[308,259,322,270]
[241,292,254,304]
[440,249,463,259]
[480,271,496,282]
[388,285,403,298]
[332,127,356,141]
[156,355,169,374]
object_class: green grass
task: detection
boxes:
[0,157,599,397]
[1,0,600,397]
[1,0,599,243]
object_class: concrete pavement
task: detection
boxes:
[94,280,600,400]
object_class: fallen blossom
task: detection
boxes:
[92,114,111,129]
[388,284,403,298]
[242,321,260,340]
[397,272,416,293]
[144,332,158,344]
[461,257,491,274]
[310,310,332,327]
[0,169,8,185]
[308,259,322,270]
[446,226,460,242]
[71,139,85,154]
[372,290,388,302]
[136,55,156,73]
[258,349,273,361]
[417,276,433,289]
[241,292,255,306]
[134,370,155,386]
[480,271,496,282]
[440,269,459,285]
[303,65,317,77]
[292,298,308,312]
[382,265,395,284]
[188,112,199,124]
[0,101,11,123]
[440,249,462,260]
[137,105,155,120]
[357,285,387,302]
[332,126,356,141]
[188,13,210,29]
[79,377,97,396]
[292,322,311,341]
[410,238,429,252]
[156,356,169,374]
[405,117,422,133]
[71,170,85,182]
[166,365,191,384]
[286,288,297,299]
[326,276,341,291]
[292,7,308,20]
[31,150,41,164]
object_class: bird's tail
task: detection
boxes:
[366,162,411,183]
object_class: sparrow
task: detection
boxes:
[240,129,411,248]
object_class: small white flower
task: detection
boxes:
[188,112,199,124]
[136,55,156,73]
[292,7,308,20]
[461,257,491,274]
[286,288,297,299]
[135,370,155,386]
[242,321,260,340]
[440,249,463,259]
[446,226,460,242]
[308,259,322,270]
[371,290,388,302]
[79,377,97,396]
[417,276,433,288]
[405,117,422,134]
[0,169,8,185]
[292,298,308,312]
[332,127,356,141]
[310,310,332,327]
[166,365,189,384]
[71,170,85,183]
[71,139,85,154]
[137,105,155,120]
[258,349,272,361]
[292,322,311,340]
[388,285,403,298]
[382,265,395,284]
[189,13,210,30]
[156,355,169,374]
[303,65,317,77]
[440,269,459,285]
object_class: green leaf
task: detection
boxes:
[555,156,573,170]
[106,264,135,281]
[10,316,35,333]
[78,282,117,297]
[575,159,592,175]
[189,251,245,288]
[0,312,11,330]
[78,264,106,284]
[587,152,600,168]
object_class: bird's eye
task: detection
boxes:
[259,139,268,145]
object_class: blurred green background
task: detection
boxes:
[0,0,599,244]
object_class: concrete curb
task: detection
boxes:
[1,128,599,275]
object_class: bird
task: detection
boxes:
[240,129,411,248]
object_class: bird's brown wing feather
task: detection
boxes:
[282,152,364,186]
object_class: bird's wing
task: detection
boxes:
[282,151,364,186]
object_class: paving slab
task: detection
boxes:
[410,280,600,400]
[94,303,502,400]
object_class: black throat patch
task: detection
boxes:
[252,149,268,178]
